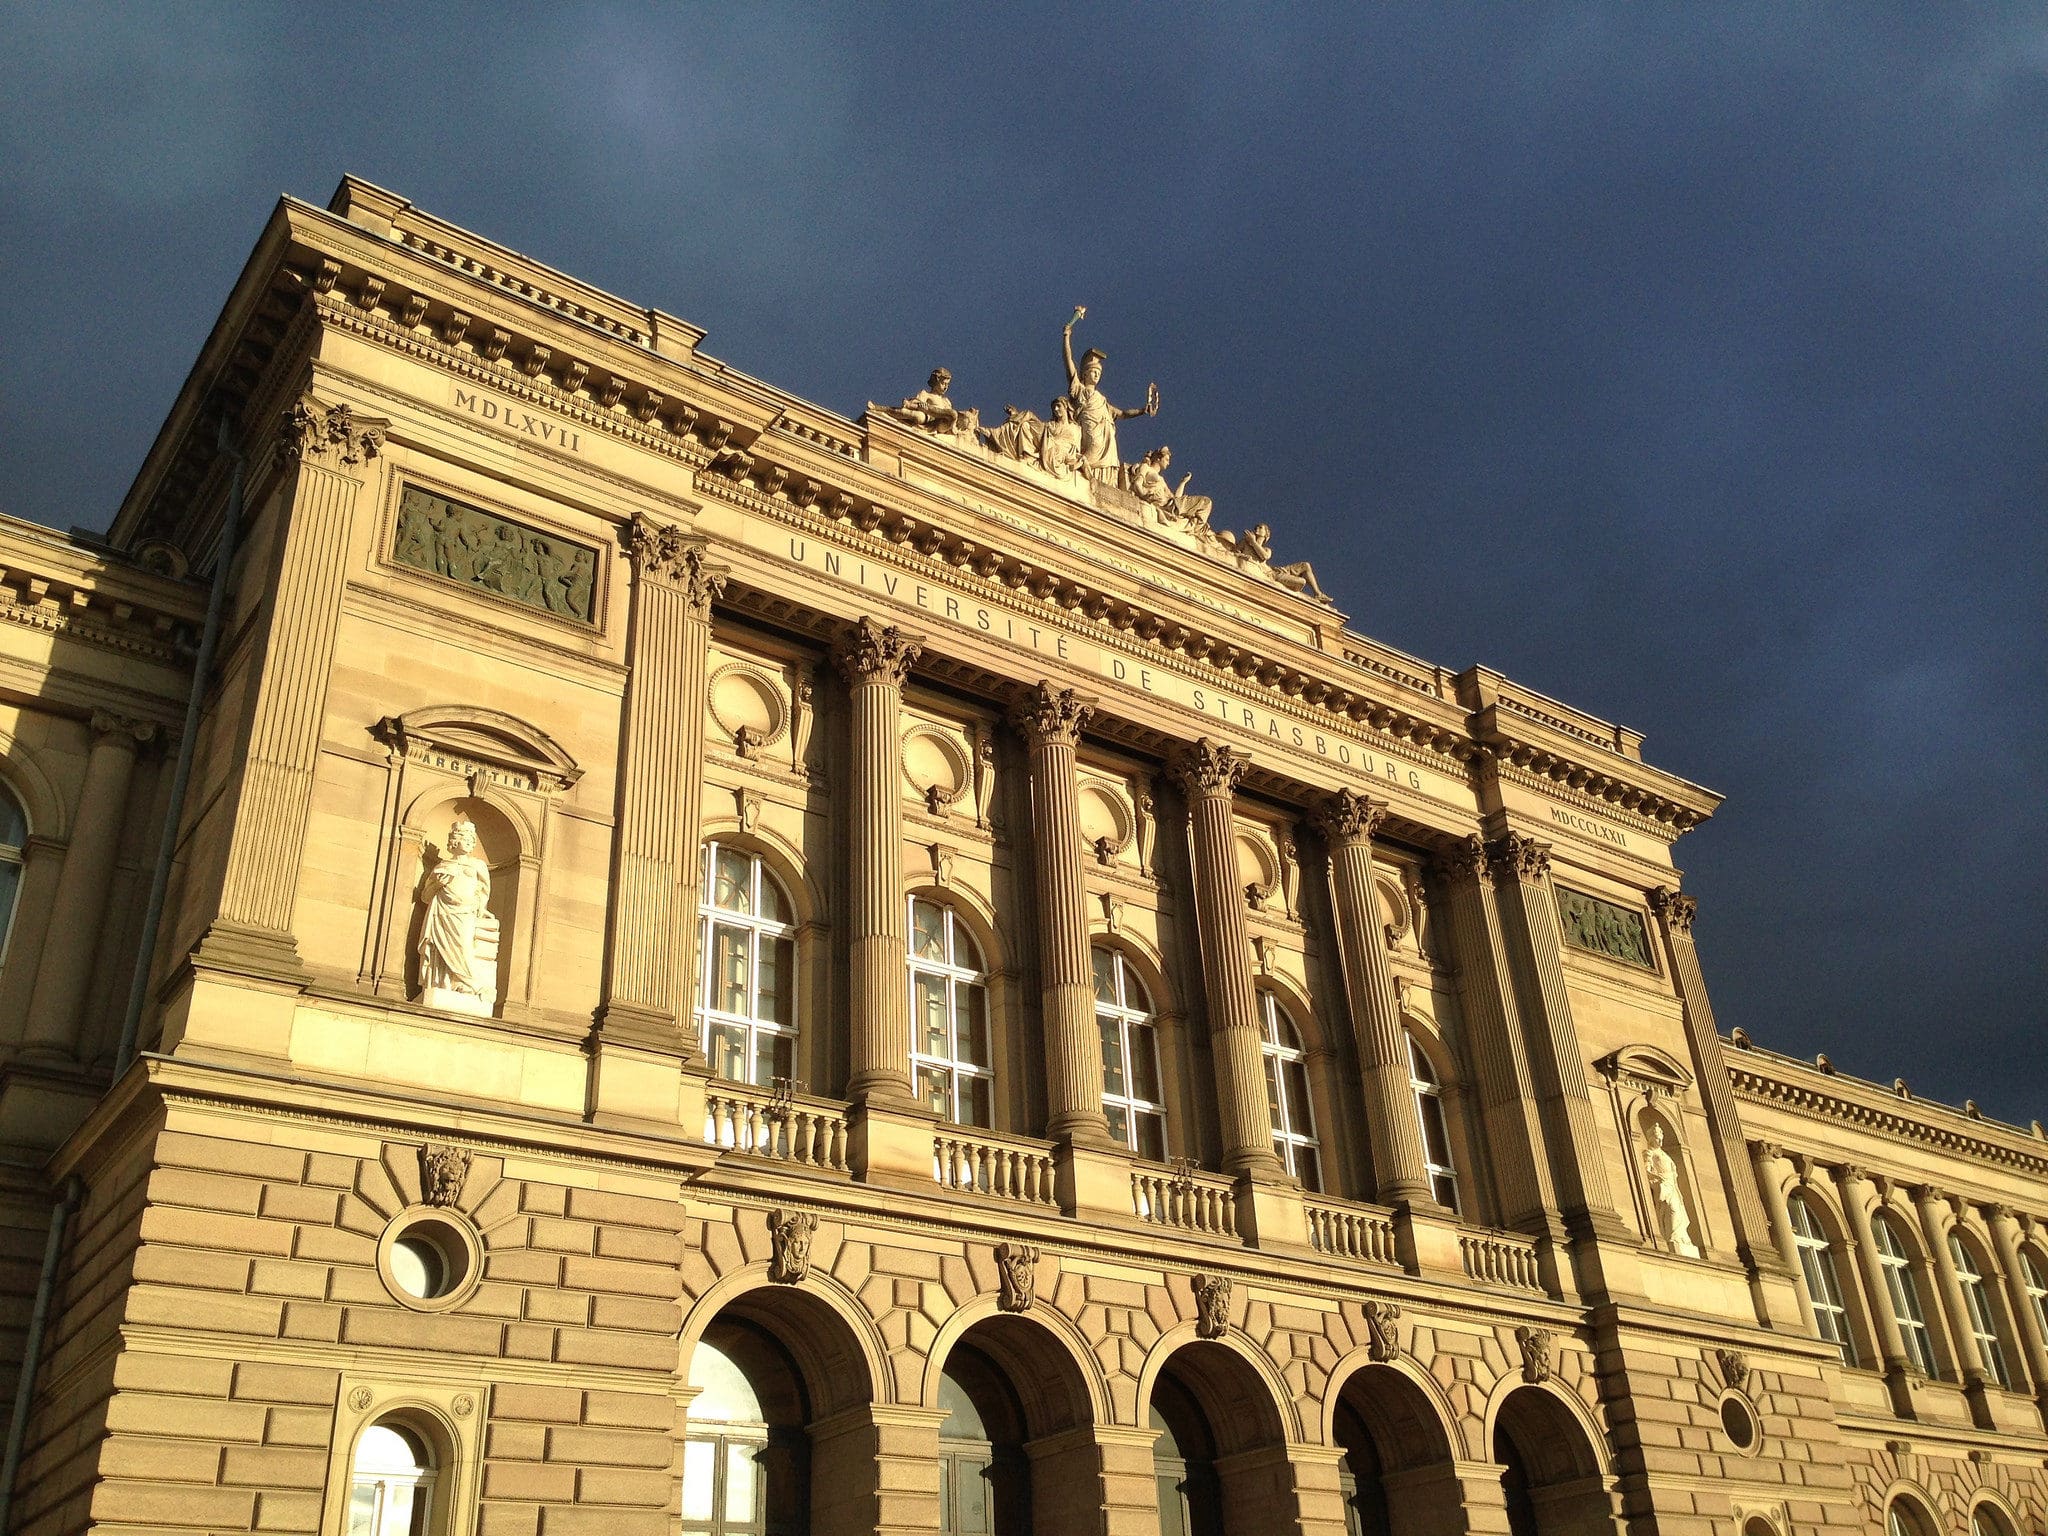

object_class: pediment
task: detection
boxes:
[1596,1044,1693,1097]
[376,706,581,792]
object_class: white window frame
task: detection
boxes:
[907,898,993,1127]
[1257,992,1321,1191]
[348,1421,437,1536]
[1949,1233,2012,1388]
[1788,1193,1857,1366]
[1874,1215,1938,1377]
[1408,1038,1460,1212]
[2021,1247,2048,1346]
[0,785,25,967]
[1092,947,1167,1160]
[696,842,798,1090]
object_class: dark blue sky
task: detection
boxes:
[4,6,2043,1119]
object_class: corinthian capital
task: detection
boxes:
[1011,682,1096,749]
[1427,833,1492,889]
[1649,886,1698,936]
[1486,832,1551,884]
[1169,737,1247,799]
[1310,788,1386,848]
[281,396,387,469]
[833,616,922,687]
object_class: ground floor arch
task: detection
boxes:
[1330,1361,1467,1536]
[1144,1339,1298,1535]
[1491,1386,1617,1536]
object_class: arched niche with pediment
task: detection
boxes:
[362,707,581,1027]
[1597,1043,1713,1261]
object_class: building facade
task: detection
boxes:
[0,177,2041,1536]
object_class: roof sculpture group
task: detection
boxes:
[877,307,1331,606]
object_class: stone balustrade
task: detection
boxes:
[1305,1196,1401,1269]
[1132,1161,1240,1239]
[703,1084,850,1172]
[1459,1228,1546,1293]
[932,1127,1059,1206]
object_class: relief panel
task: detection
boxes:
[390,483,600,624]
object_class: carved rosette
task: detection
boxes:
[1426,833,1493,889]
[1010,683,1096,749]
[995,1242,1038,1313]
[1362,1299,1402,1362]
[1192,1273,1232,1339]
[1485,832,1552,885]
[418,1143,472,1208]
[281,397,387,469]
[832,617,922,688]
[1650,886,1698,937]
[1169,737,1247,800]
[1516,1325,1553,1384]
[1310,788,1387,848]
[768,1208,817,1284]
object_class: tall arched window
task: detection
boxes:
[1874,1214,1938,1377]
[1092,947,1166,1160]
[1887,1497,1938,1536]
[697,843,797,1087]
[1949,1233,2012,1388]
[908,898,991,1126]
[683,1326,806,1535]
[1257,993,1320,1191]
[1973,1502,2019,1536]
[1408,1039,1459,1212]
[2021,1247,2048,1345]
[1788,1193,1857,1365]
[347,1421,437,1536]
[0,786,24,962]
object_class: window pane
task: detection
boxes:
[383,1484,416,1536]
[956,982,989,1066]
[1099,1021,1126,1095]
[0,790,24,847]
[754,1030,793,1089]
[714,849,752,913]
[953,924,982,971]
[723,1440,757,1522]
[757,872,788,925]
[912,900,946,959]
[0,863,18,937]
[1284,1060,1313,1132]
[345,1483,379,1536]
[1129,1025,1160,1100]
[962,1075,992,1128]
[681,1437,716,1519]
[1105,1104,1130,1146]
[958,1452,991,1533]
[1135,1112,1167,1162]
[758,936,793,1025]
[713,926,749,1014]
[915,974,950,1057]
[1092,947,1116,1002]
[709,1023,749,1083]
[1432,1170,1459,1208]
[1263,1057,1284,1124]
[1296,1146,1321,1193]
[919,1066,952,1118]
[1419,1096,1453,1165]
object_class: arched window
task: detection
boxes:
[1788,1193,1857,1365]
[1949,1233,2012,1388]
[0,786,24,962]
[1874,1214,1937,1377]
[1258,993,1320,1191]
[1972,1503,2019,1536]
[1408,1039,1459,1212]
[1887,1497,1938,1536]
[2021,1247,2048,1344]
[909,898,991,1126]
[697,843,796,1087]
[1091,947,1166,1160]
[347,1420,436,1536]
[683,1327,806,1535]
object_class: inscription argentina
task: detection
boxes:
[392,484,598,624]
[1555,887,1655,970]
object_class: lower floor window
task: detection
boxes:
[347,1422,435,1536]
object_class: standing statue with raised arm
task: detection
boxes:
[1063,306,1158,482]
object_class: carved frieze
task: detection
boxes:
[1556,886,1656,971]
[393,485,599,624]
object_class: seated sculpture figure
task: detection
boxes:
[1219,522,1332,604]
[1128,446,1215,532]
[883,368,976,437]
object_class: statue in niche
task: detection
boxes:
[417,817,500,1017]
[1062,306,1158,481]
[1642,1121,1699,1257]
[883,368,977,438]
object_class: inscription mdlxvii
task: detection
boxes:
[1556,887,1655,970]
[392,484,599,624]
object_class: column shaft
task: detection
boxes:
[1013,685,1112,1146]
[1315,791,1432,1208]
[1653,889,1778,1274]
[1914,1184,1987,1389]
[598,521,725,1054]
[1833,1165,1911,1376]
[1987,1208,2048,1401]
[1748,1141,1817,1334]
[22,715,154,1057]
[838,619,922,1107]
[1170,739,1282,1179]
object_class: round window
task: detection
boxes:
[1720,1395,1758,1451]
[377,1212,479,1312]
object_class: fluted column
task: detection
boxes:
[1486,832,1622,1237]
[1169,738,1283,1180]
[1426,837,1558,1233]
[1314,789,1433,1209]
[1833,1164,1914,1406]
[1012,684,1113,1147]
[20,711,157,1059]
[1913,1184,1986,1392]
[837,619,923,1108]
[198,397,386,974]
[1748,1141,1817,1334]
[1652,888,1778,1276]
[1986,1206,2048,1402]
[597,519,726,1056]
